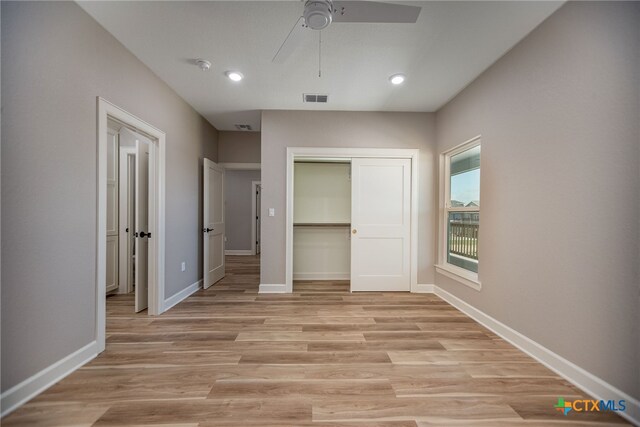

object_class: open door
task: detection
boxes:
[134,139,149,312]
[255,182,261,255]
[203,158,225,289]
[351,158,411,291]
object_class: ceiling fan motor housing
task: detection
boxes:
[304,0,333,30]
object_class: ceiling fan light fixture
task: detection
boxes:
[225,71,244,82]
[389,73,406,85]
[304,0,333,30]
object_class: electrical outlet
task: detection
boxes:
[181,262,186,272]
[268,208,275,217]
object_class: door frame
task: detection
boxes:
[284,147,419,294]
[96,97,166,353]
[251,181,262,256]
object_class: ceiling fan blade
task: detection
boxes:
[272,16,306,64]
[332,1,421,23]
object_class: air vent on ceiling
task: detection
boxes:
[234,124,253,131]
[303,93,329,103]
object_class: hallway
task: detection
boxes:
[2,256,628,426]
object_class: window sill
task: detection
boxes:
[435,264,482,291]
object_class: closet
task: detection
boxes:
[289,154,414,292]
[293,161,351,282]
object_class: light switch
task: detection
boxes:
[268,208,275,217]
[181,262,186,272]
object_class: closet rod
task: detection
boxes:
[293,223,351,227]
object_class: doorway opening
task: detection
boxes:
[216,163,262,258]
[280,147,419,294]
[106,122,153,313]
[292,160,351,292]
[97,97,166,353]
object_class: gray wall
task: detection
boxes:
[435,2,640,399]
[225,170,261,251]
[1,1,218,392]
[218,131,261,163]
[260,110,436,285]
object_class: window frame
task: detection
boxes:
[436,135,482,291]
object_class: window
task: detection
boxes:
[438,137,481,289]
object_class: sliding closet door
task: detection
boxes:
[351,158,411,291]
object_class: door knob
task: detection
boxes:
[139,231,150,238]
[203,228,214,233]
[352,229,357,234]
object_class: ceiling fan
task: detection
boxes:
[272,0,422,64]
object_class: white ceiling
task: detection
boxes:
[78,1,563,131]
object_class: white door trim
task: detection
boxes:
[251,181,261,256]
[97,97,166,353]
[284,147,419,294]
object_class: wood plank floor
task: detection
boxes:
[3,256,629,426]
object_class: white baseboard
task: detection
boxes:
[412,283,434,293]
[259,283,287,293]
[225,250,253,256]
[163,279,202,311]
[433,285,640,426]
[292,272,350,280]
[0,341,98,417]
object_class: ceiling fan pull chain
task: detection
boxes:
[318,30,322,78]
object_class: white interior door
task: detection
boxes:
[203,159,225,289]
[119,148,136,294]
[256,184,261,255]
[105,127,119,293]
[134,140,149,312]
[253,182,261,255]
[351,158,411,291]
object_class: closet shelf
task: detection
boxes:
[294,223,351,227]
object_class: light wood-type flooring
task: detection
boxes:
[3,256,629,426]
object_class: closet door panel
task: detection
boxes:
[351,158,411,291]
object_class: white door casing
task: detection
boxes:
[98,97,166,353]
[282,147,418,295]
[350,158,411,291]
[203,159,225,288]
[134,139,150,312]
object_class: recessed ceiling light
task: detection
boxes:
[226,71,243,82]
[389,73,406,85]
